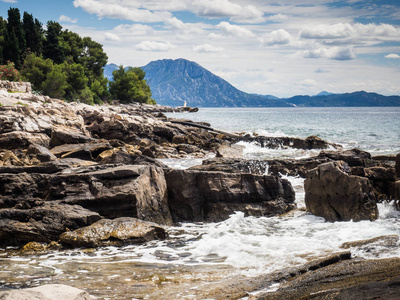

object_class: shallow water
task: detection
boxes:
[1,107,400,298]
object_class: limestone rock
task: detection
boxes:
[318,148,373,167]
[0,284,96,300]
[50,141,112,160]
[216,143,245,158]
[59,217,167,247]
[305,161,378,222]
[166,169,295,222]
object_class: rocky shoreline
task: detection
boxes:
[1,83,400,299]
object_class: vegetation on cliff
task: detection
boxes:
[0,8,154,105]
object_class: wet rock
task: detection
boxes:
[305,161,378,222]
[191,158,269,175]
[251,257,400,300]
[216,142,245,158]
[0,164,172,226]
[318,148,373,167]
[0,203,101,246]
[396,153,400,177]
[166,169,295,222]
[365,166,396,200]
[59,217,167,248]
[0,284,96,300]
[19,241,62,254]
[339,235,399,250]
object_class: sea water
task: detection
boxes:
[1,107,399,298]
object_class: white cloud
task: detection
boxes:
[104,32,121,41]
[73,0,172,23]
[193,43,224,53]
[300,79,317,86]
[1,0,17,3]
[112,24,154,36]
[135,41,176,52]
[216,22,255,38]
[300,46,357,60]
[59,15,78,24]
[385,53,400,59]
[261,29,292,46]
[266,14,289,21]
[300,22,400,42]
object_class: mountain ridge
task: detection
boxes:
[103,59,400,107]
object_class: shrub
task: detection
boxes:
[0,61,20,81]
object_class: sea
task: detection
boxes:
[1,107,400,299]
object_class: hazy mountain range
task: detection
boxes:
[104,59,400,107]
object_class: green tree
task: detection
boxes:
[91,76,109,104]
[109,66,155,104]
[60,59,88,100]
[43,21,65,64]
[41,64,67,98]
[4,8,26,68]
[23,12,43,56]
[0,17,7,64]
[20,53,54,91]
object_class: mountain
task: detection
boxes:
[286,91,400,107]
[104,59,400,107]
[141,58,287,107]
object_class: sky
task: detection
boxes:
[1,0,400,98]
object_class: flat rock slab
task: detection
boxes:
[0,284,96,300]
[59,217,167,248]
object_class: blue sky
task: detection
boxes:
[1,0,400,97]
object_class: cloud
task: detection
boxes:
[135,41,176,52]
[300,79,317,86]
[1,0,17,3]
[104,32,121,41]
[300,22,400,42]
[59,15,78,24]
[385,53,400,59]
[73,0,172,23]
[216,22,255,38]
[193,43,224,53]
[260,29,292,46]
[112,24,154,36]
[300,46,357,60]
[193,0,264,23]
[265,14,289,21]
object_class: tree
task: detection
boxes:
[0,17,7,64]
[3,8,26,68]
[20,53,54,91]
[41,64,67,98]
[109,66,155,104]
[23,12,43,56]
[43,21,65,64]
[61,59,89,100]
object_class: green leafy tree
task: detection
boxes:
[91,76,109,104]
[41,64,67,98]
[109,66,155,104]
[61,59,88,100]
[20,53,54,91]
[43,21,65,64]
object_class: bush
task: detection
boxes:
[0,61,20,81]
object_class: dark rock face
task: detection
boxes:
[318,148,373,167]
[305,161,378,222]
[0,203,101,246]
[59,217,167,248]
[165,169,295,222]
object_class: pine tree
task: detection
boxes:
[23,12,43,56]
[43,21,65,64]
[4,8,26,68]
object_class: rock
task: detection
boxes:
[19,241,62,254]
[396,153,400,177]
[318,148,373,167]
[165,169,295,222]
[50,141,112,160]
[339,235,399,250]
[59,217,167,248]
[0,284,96,300]
[216,142,245,158]
[50,128,93,148]
[365,166,396,200]
[0,131,50,149]
[176,143,201,154]
[0,164,172,225]
[305,161,378,222]
[26,143,57,162]
[190,158,269,175]
[0,203,101,246]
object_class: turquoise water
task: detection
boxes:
[167,107,400,155]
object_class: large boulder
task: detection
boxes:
[0,284,96,300]
[59,217,167,248]
[165,169,295,222]
[318,148,373,167]
[0,203,101,246]
[305,161,378,222]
